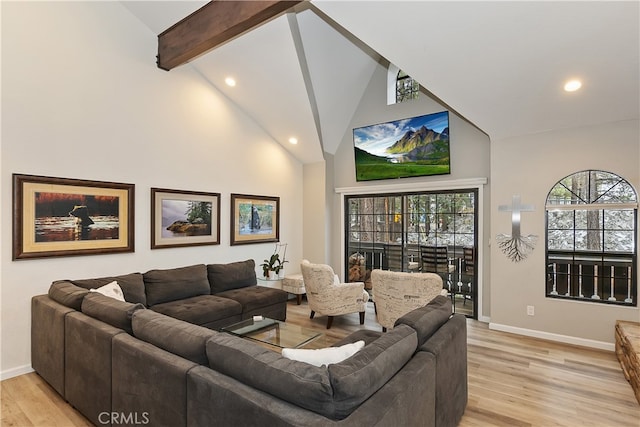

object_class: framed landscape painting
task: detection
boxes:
[151,188,220,249]
[230,194,279,245]
[12,174,135,260]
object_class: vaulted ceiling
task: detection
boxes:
[122,1,639,165]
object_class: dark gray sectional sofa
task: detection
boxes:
[65,260,288,329]
[31,258,467,427]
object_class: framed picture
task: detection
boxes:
[230,194,279,245]
[12,174,135,260]
[151,188,220,249]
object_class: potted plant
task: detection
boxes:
[260,253,280,279]
[260,243,288,279]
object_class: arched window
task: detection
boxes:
[545,170,637,306]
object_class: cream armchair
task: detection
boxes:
[300,260,369,329]
[371,269,446,331]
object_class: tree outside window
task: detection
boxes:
[545,170,637,305]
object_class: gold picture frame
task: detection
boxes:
[151,188,220,249]
[230,194,279,245]
[12,174,135,260]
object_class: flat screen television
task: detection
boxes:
[353,111,450,181]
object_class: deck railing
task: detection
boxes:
[546,251,636,306]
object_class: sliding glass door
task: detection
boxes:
[345,189,478,317]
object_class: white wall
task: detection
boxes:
[0,1,303,378]
[330,63,492,314]
[303,161,327,263]
[490,120,640,347]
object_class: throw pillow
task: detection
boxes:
[90,280,125,302]
[282,341,365,367]
[72,272,147,305]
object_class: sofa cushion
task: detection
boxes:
[215,286,288,314]
[327,324,418,419]
[48,280,89,310]
[150,295,243,329]
[394,295,452,347]
[132,309,217,365]
[71,273,147,306]
[81,292,145,334]
[332,329,383,347]
[143,264,210,307]
[206,333,335,417]
[207,326,417,421]
[207,259,257,294]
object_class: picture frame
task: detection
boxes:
[230,194,279,245]
[151,188,220,249]
[12,174,135,260]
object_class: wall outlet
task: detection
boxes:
[527,305,535,316]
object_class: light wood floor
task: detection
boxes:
[2,300,638,426]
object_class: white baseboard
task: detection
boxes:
[477,315,491,323]
[489,322,614,352]
[1,364,34,381]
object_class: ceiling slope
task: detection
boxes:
[157,1,302,70]
[123,1,639,162]
[189,13,325,164]
[295,8,379,155]
[122,1,208,34]
[123,0,381,163]
[314,0,640,141]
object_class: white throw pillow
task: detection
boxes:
[333,274,340,286]
[282,340,365,367]
[90,280,125,302]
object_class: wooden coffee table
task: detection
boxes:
[221,317,324,350]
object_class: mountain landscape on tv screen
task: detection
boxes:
[386,125,449,160]
[353,112,450,181]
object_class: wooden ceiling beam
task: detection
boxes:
[157,0,303,71]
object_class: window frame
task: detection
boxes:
[344,189,478,317]
[545,170,638,306]
[395,70,419,103]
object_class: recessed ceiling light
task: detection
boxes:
[564,79,582,92]
[225,77,236,87]
[288,137,298,145]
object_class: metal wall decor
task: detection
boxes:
[496,195,538,262]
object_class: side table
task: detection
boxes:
[257,277,282,290]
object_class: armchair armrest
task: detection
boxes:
[329,281,366,300]
[309,280,369,317]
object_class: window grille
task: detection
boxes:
[345,190,477,317]
[396,70,419,103]
[545,170,637,306]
